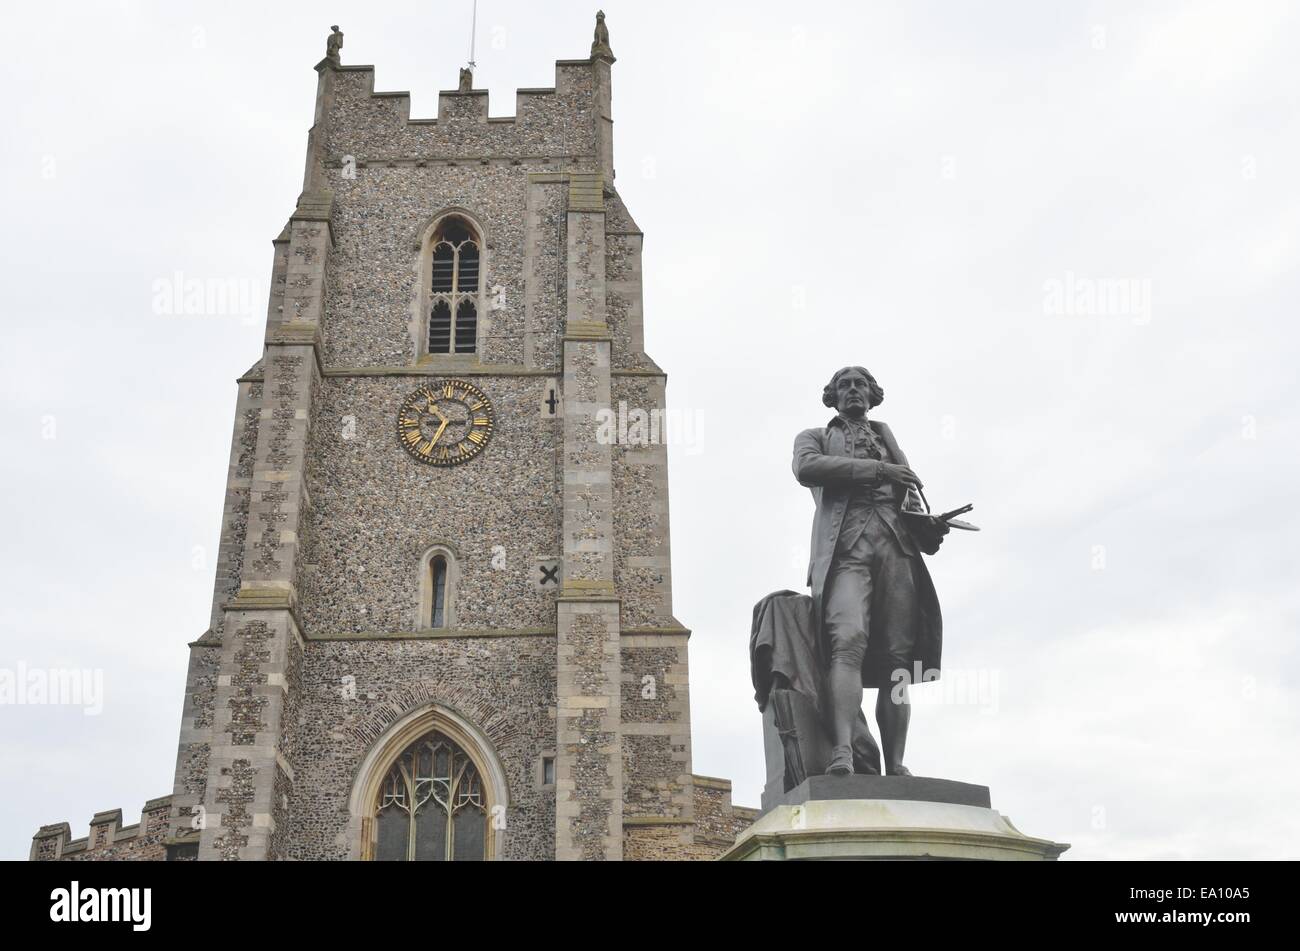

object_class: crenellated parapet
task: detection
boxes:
[319,58,609,168]
[31,796,173,862]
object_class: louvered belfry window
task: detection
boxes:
[427,216,481,356]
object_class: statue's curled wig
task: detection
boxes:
[822,366,884,410]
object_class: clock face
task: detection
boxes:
[396,380,496,467]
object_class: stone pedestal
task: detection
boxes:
[722,775,1069,861]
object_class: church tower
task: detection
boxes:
[31,12,756,865]
[29,14,757,863]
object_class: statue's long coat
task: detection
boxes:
[792,418,943,684]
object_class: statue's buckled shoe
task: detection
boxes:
[825,746,854,776]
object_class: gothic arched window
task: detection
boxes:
[426,216,482,356]
[373,731,487,861]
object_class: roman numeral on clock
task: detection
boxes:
[397,380,496,467]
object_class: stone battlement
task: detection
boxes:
[318,56,613,170]
[31,795,173,862]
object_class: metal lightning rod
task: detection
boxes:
[467,0,478,71]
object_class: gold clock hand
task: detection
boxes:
[430,419,449,446]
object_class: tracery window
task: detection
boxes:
[374,731,487,861]
[426,216,482,356]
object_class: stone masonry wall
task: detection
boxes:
[325,64,597,164]
[285,636,556,860]
[300,374,562,635]
[209,379,262,632]
[693,778,760,848]
[621,777,759,861]
[323,164,543,368]
[620,638,691,821]
[611,375,675,630]
[169,642,221,842]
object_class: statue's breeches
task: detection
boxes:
[823,513,921,689]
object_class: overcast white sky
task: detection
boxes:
[2,0,1297,860]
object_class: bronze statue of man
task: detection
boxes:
[793,367,946,777]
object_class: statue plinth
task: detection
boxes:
[724,775,1069,861]
[770,773,992,809]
